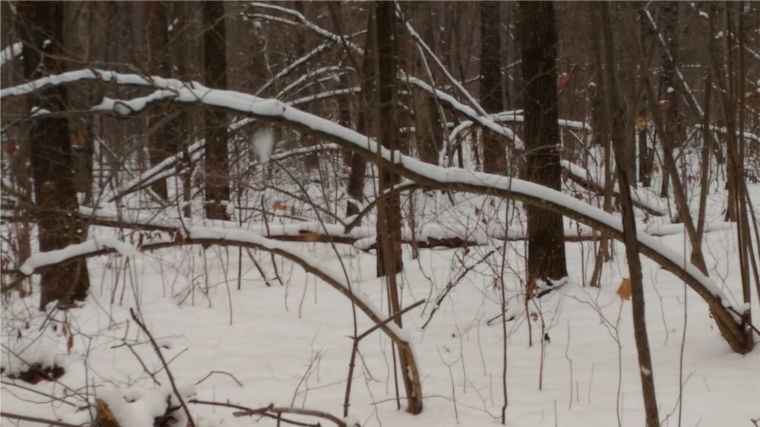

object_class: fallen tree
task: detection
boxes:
[1,69,753,353]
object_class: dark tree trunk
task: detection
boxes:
[598,3,660,425]
[63,1,95,203]
[480,1,507,174]
[375,1,403,278]
[345,9,376,217]
[518,1,568,291]
[375,1,422,415]
[146,1,179,200]
[202,1,230,220]
[659,1,682,200]
[17,1,91,310]
[412,2,443,167]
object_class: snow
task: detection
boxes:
[19,236,138,275]
[252,125,275,164]
[0,42,23,66]
[95,384,194,427]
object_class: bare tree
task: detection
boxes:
[598,3,660,425]
[518,1,568,292]
[16,1,91,309]
[480,1,506,174]
[202,0,230,220]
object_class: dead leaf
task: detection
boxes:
[557,72,569,88]
[4,140,17,156]
[67,335,74,354]
[299,231,323,242]
[95,398,120,427]
[616,278,632,301]
[636,117,647,131]
[70,133,86,149]
[658,99,671,111]
[272,201,288,211]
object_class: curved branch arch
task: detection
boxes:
[1,69,752,353]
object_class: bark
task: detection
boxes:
[375,1,403,278]
[345,8,375,217]
[518,1,568,291]
[480,1,506,174]
[62,1,95,202]
[17,1,91,310]
[598,4,660,425]
[202,1,230,220]
[411,2,443,167]
[374,1,421,415]
[659,2,682,200]
[146,1,176,199]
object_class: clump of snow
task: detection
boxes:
[20,236,138,275]
[252,125,275,164]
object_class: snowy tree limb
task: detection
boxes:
[1,68,751,353]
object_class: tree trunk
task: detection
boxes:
[598,4,660,425]
[345,8,375,217]
[375,1,403,278]
[63,1,95,203]
[480,1,507,174]
[202,1,230,220]
[518,1,568,292]
[375,1,422,415]
[659,2,682,201]
[146,1,177,200]
[412,2,443,167]
[18,1,91,310]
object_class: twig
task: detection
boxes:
[195,370,243,388]
[423,250,495,329]
[1,412,80,427]
[189,400,315,427]
[344,299,424,416]
[130,308,195,426]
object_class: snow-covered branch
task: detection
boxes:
[0,68,750,353]
[15,226,416,348]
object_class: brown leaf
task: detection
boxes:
[95,398,120,427]
[4,140,17,156]
[70,133,86,149]
[272,201,288,211]
[557,72,569,88]
[299,231,323,242]
[658,99,671,111]
[616,278,632,301]
[67,335,74,354]
[636,117,647,131]
[62,324,68,337]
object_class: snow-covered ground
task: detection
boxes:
[2,193,759,427]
